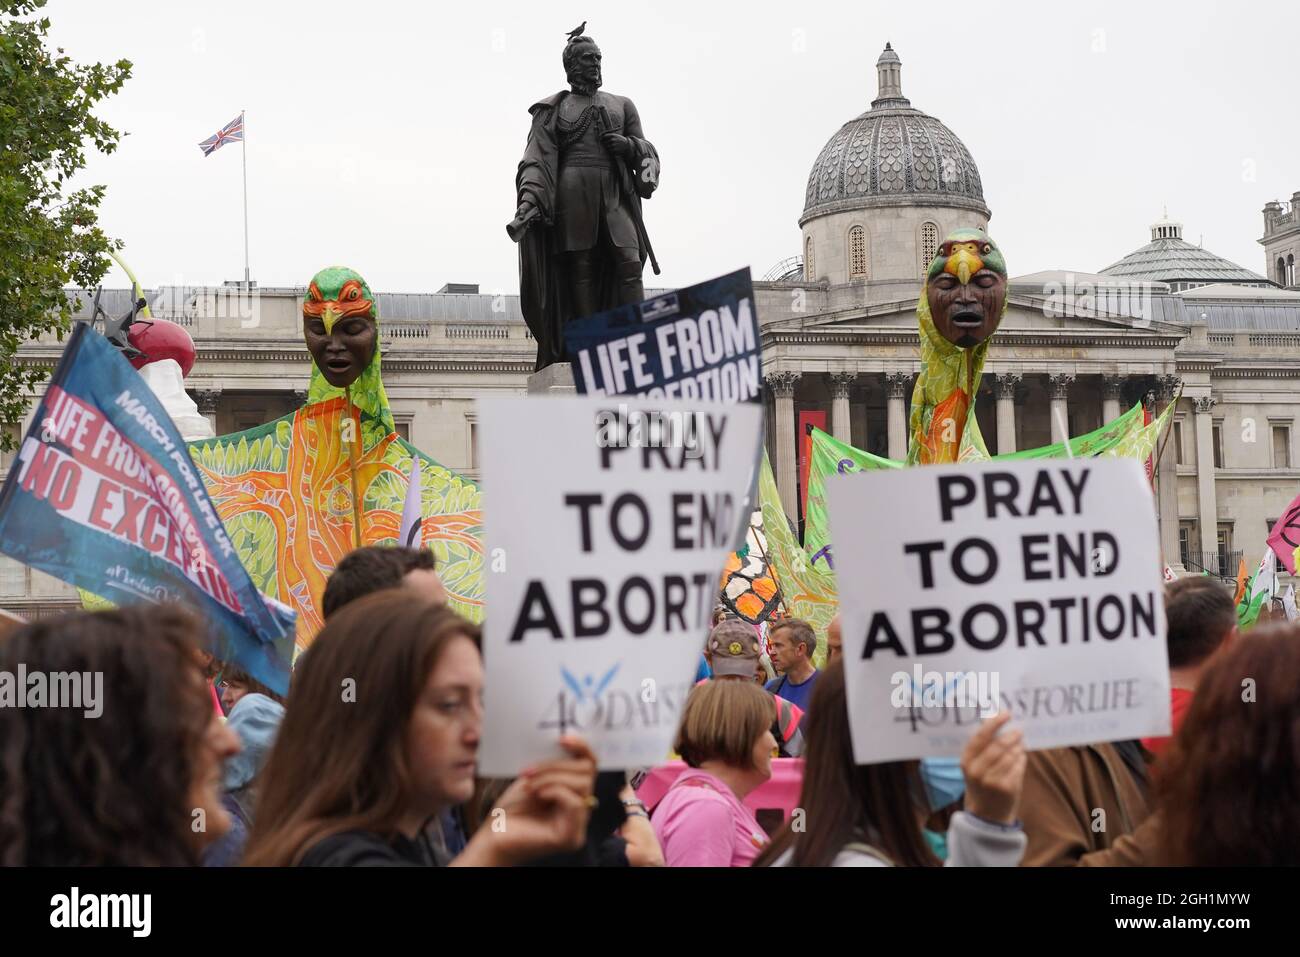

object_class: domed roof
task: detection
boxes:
[1100,214,1268,286]
[802,44,988,224]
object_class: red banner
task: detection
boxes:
[798,410,826,522]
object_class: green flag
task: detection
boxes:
[1238,550,1277,630]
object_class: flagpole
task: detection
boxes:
[241,109,250,286]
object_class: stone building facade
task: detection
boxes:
[5,44,1298,619]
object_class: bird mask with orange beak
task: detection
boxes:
[301,265,394,433]
[908,229,1009,465]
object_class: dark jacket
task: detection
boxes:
[299,828,442,867]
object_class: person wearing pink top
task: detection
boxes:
[652,680,776,867]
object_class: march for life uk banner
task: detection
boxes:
[563,268,760,403]
[827,457,1169,764]
[0,323,296,694]
[477,394,763,774]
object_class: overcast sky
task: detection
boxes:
[49,0,1296,295]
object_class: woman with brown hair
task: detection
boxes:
[1155,623,1300,866]
[754,660,1027,867]
[651,679,777,866]
[217,660,284,711]
[0,606,240,865]
[244,591,597,866]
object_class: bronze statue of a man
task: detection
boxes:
[510,31,660,370]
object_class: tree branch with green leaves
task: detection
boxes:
[0,0,131,450]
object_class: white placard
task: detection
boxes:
[827,457,1170,764]
[477,395,762,774]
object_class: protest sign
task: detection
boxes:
[567,268,765,554]
[476,394,763,774]
[564,269,760,403]
[827,457,1169,763]
[0,323,296,693]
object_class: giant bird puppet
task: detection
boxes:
[189,266,484,649]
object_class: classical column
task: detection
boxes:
[766,371,800,521]
[1101,374,1124,425]
[195,389,222,432]
[827,372,855,444]
[1192,395,1218,562]
[885,372,910,461]
[994,373,1021,455]
[1048,374,1075,444]
[1155,375,1183,570]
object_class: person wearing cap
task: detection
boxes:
[705,620,806,758]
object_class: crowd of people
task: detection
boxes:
[0,546,1296,867]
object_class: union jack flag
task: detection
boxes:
[198,113,244,157]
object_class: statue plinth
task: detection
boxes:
[526,362,576,395]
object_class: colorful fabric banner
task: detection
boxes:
[1238,550,1277,630]
[757,451,836,662]
[718,508,784,624]
[190,402,482,648]
[0,323,295,693]
[1266,493,1300,575]
[1233,557,1249,607]
[803,401,1170,576]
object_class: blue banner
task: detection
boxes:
[564,268,761,403]
[0,323,295,694]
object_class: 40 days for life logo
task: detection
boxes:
[535,662,692,735]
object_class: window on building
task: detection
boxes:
[804,236,815,282]
[1289,254,1296,287]
[1273,424,1291,468]
[848,226,868,279]
[1178,523,1193,567]
[1173,420,1184,466]
[1279,257,1288,285]
[1217,524,1232,557]
[1212,423,1224,469]
[470,422,479,470]
[919,222,939,275]
[395,421,410,441]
